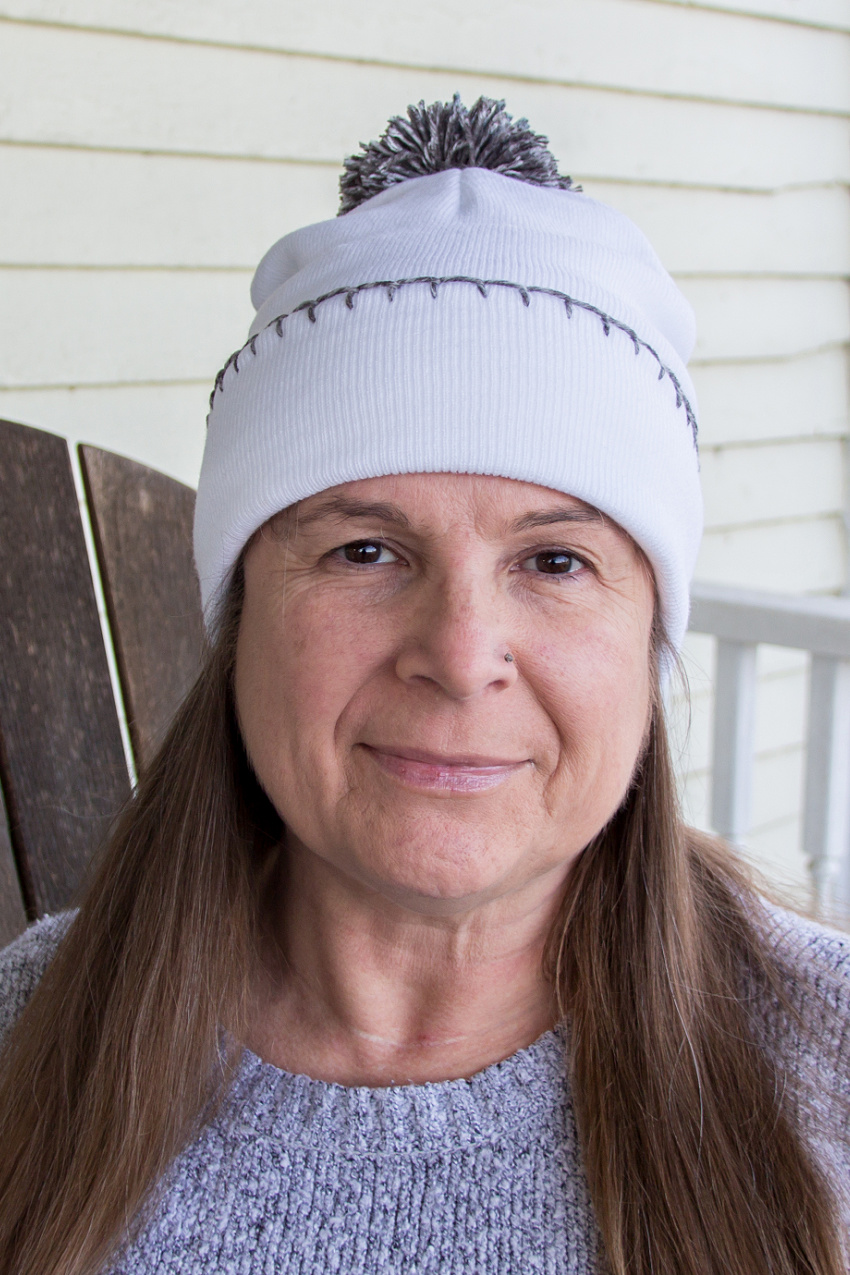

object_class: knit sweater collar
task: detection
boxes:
[222,1025,569,1157]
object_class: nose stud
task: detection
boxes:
[504,652,514,663]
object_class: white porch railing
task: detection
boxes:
[687,582,850,912]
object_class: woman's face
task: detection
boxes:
[236,473,656,912]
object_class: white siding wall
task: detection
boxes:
[1,0,847,897]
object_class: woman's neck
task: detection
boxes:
[245,840,566,1086]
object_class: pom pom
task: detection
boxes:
[339,94,580,214]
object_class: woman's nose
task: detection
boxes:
[394,578,518,700]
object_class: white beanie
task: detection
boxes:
[196,98,702,649]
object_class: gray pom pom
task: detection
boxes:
[339,95,580,215]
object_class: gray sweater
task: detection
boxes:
[1,907,849,1273]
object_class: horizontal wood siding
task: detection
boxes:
[658,2,850,32]
[0,1,847,108]
[0,269,251,385]
[5,152,848,274]
[0,384,209,487]
[693,349,848,445]
[1,0,847,895]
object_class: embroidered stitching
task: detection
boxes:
[209,275,698,446]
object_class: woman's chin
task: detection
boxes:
[342,821,565,913]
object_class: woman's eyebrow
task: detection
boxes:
[288,497,601,534]
[289,497,601,532]
[510,508,602,532]
[290,497,413,530]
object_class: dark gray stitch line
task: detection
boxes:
[209,275,698,446]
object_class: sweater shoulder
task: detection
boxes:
[762,903,850,1017]
[756,905,850,1188]
[0,911,75,1047]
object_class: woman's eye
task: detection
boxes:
[336,540,399,565]
[520,550,585,576]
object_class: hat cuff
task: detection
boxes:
[197,280,702,649]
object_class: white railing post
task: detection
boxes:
[802,656,850,912]
[689,582,850,912]
[711,640,758,845]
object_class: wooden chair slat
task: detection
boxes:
[0,420,130,916]
[0,784,26,945]
[79,446,204,772]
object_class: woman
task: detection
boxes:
[0,97,847,1275]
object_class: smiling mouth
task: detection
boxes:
[360,745,529,793]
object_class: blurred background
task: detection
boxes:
[0,0,848,904]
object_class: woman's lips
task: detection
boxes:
[361,745,529,793]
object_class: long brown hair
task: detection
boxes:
[0,566,844,1275]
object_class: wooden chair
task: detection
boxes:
[0,418,204,945]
